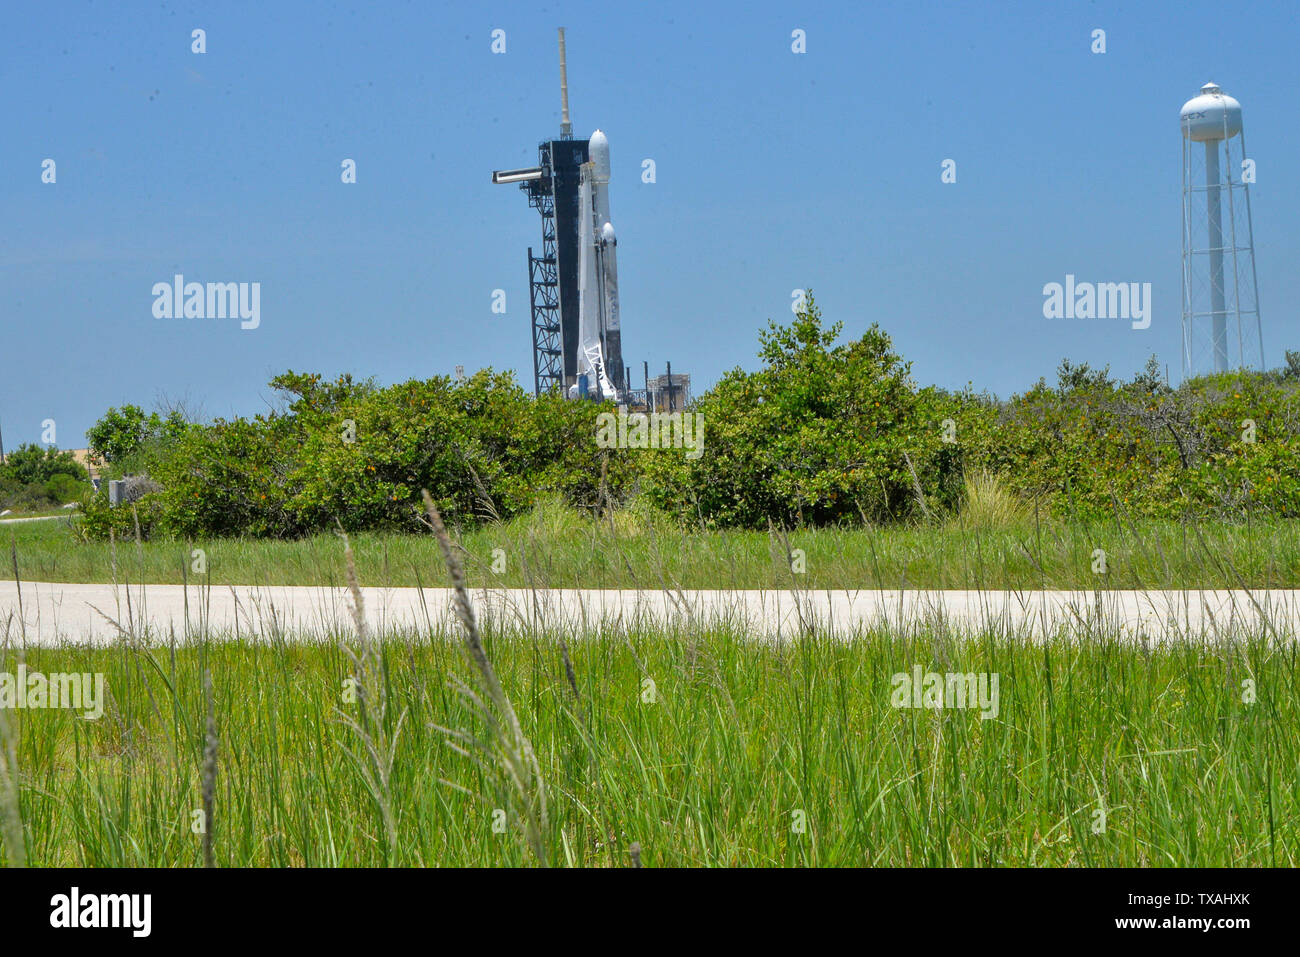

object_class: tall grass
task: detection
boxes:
[5,505,1300,591]
[1,492,1298,868]
[950,470,1031,530]
[423,490,549,866]
[0,620,1293,867]
[0,708,24,867]
[336,528,404,863]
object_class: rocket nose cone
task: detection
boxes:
[589,129,611,183]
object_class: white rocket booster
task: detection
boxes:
[577,173,616,399]
[589,131,620,348]
[575,128,623,400]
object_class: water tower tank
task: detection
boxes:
[1180,82,1242,141]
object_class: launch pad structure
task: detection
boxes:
[493,29,626,401]
[512,136,590,397]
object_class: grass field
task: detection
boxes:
[1,618,1293,867]
[2,501,1296,868]
[4,499,1300,591]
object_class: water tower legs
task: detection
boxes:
[1205,140,1228,373]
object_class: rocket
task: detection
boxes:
[491,28,626,402]
[576,128,623,401]
[589,131,622,393]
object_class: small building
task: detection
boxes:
[68,449,107,490]
[646,373,691,412]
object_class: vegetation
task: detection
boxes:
[1,613,1292,867]
[7,497,1300,589]
[3,492,1293,868]
[640,305,961,527]
[68,294,1300,544]
[0,444,89,514]
[85,404,189,467]
[3,318,1295,866]
[969,355,1300,521]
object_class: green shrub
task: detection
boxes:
[641,294,969,528]
[75,368,635,540]
[150,415,305,538]
[0,443,85,487]
[86,404,189,471]
[43,473,87,505]
[0,444,88,512]
[75,487,165,541]
[69,313,1300,539]
[963,358,1300,521]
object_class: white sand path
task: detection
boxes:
[2,580,1297,645]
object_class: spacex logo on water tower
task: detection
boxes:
[1180,82,1263,376]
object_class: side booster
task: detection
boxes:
[576,129,623,400]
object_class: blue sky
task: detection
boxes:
[2,0,1297,448]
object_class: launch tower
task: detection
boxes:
[492,28,625,399]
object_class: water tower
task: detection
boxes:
[1180,82,1263,376]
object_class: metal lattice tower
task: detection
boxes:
[492,30,592,397]
[1180,82,1263,377]
[526,144,563,395]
